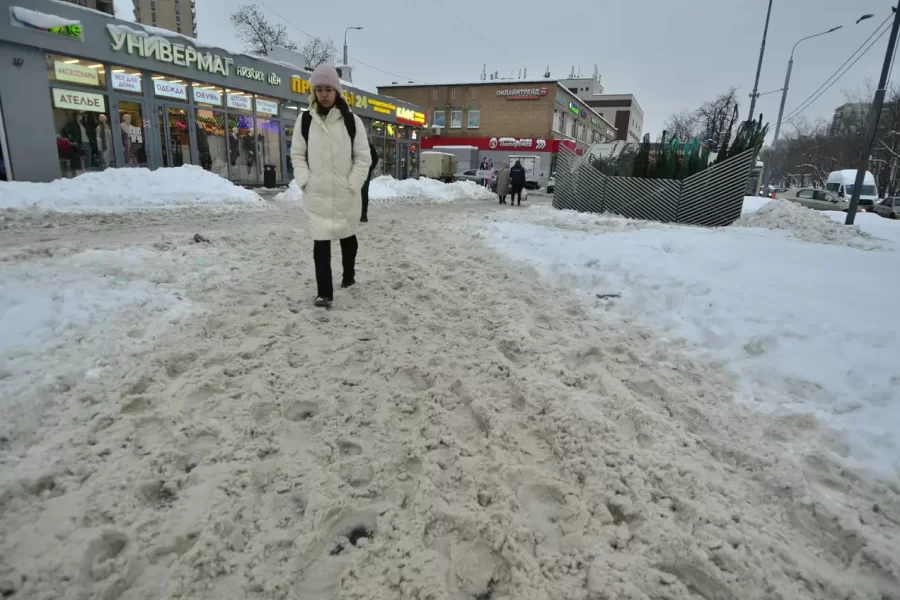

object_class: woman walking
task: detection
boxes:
[496,162,510,204]
[290,64,372,307]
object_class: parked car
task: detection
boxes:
[454,169,498,191]
[546,174,556,194]
[874,196,900,219]
[775,187,849,212]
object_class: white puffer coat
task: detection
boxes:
[290,104,372,241]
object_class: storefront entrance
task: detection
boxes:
[111,99,148,169]
[156,103,192,168]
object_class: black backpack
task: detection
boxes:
[301,109,356,155]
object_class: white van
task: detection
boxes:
[825,170,879,212]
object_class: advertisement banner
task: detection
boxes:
[153,80,187,100]
[423,137,558,152]
[111,72,142,93]
[52,88,106,113]
[54,61,99,86]
[193,87,223,106]
[227,93,252,111]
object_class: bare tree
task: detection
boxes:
[663,110,699,142]
[298,37,336,70]
[230,4,297,56]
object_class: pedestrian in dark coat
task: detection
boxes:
[510,160,527,206]
[361,142,379,222]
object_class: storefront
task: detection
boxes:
[0,0,427,183]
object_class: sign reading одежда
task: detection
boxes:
[52,88,106,112]
[154,80,187,100]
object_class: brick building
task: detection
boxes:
[378,78,617,183]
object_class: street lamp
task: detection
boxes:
[764,14,875,189]
[343,27,363,67]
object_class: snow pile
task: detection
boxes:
[0,166,261,213]
[733,199,878,248]
[481,212,900,478]
[274,176,495,205]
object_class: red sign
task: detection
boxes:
[423,136,570,153]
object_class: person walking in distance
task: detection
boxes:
[290,64,372,307]
[496,162,510,204]
[510,159,526,206]
[360,142,379,223]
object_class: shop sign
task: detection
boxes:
[52,88,105,113]
[369,98,396,116]
[154,80,186,100]
[496,87,547,100]
[193,87,222,106]
[488,137,548,150]
[396,106,426,126]
[108,25,234,77]
[256,98,278,115]
[236,65,282,86]
[112,72,142,93]
[11,7,84,40]
[54,62,100,86]
[568,102,580,116]
[591,117,602,127]
[290,76,355,106]
[227,94,252,111]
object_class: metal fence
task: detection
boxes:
[552,146,758,227]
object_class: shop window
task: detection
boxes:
[225,90,253,114]
[195,108,227,178]
[553,111,560,132]
[256,115,283,182]
[46,54,106,88]
[255,96,279,118]
[432,110,445,128]
[118,101,148,168]
[109,65,143,95]
[450,109,462,129]
[151,75,188,101]
[370,137,385,177]
[282,104,301,124]
[191,82,223,108]
[51,89,111,178]
[467,107,480,129]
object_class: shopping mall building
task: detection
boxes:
[0,0,428,184]
[378,76,619,185]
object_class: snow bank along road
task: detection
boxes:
[1,198,898,600]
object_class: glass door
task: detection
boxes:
[195,108,228,179]
[117,100,148,168]
[398,141,411,180]
[384,138,397,179]
[156,104,193,168]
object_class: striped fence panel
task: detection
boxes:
[550,145,757,227]
[677,148,757,227]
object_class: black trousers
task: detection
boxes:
[511,185,524,204]
[313,236,358,299]
[361,178,370,220]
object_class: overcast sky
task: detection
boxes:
[123,0,892,139]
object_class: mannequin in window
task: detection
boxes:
[96,114,112,169]
[60,112,85,173]
[229,126,240,167]
[241,129,255,172]
[120,113,141,165]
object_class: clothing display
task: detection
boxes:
[120,114,143,166]
[96,117,112,169]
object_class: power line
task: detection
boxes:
[254,0,427,84]
[425,0,518,63]
[784,15,892,122]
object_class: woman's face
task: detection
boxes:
[315,86,337,108]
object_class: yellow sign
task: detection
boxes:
[291,76,355,105]
[369,98,396,116]
[54,61,100,86]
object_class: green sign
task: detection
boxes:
[11,7,84,40]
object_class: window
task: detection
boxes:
[825,182,840,192]
[451,89,456,101]
[471,88,476,100]
[553,111,560,132]
[847,184,877,196]
[467,107,480,129]
[433,109,446,128]
[46,54,106,87]
[796,190,815,199]
[432,89,437,100]
[450,109,462,129]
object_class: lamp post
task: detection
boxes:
[763,14,874,191]
[343,27,363,67]
[748,0,774,121]
[847,5,900,225]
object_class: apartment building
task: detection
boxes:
[133,0,197,37]
[59,0,116,15]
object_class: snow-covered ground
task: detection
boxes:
[274,175,496,205]
[0,166,261,213]
[479,199,900,478]
[1,188,898,599]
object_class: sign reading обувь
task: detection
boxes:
[107,24,235,77]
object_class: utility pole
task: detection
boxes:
[847,4,900,225]
[748,0,774,121]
